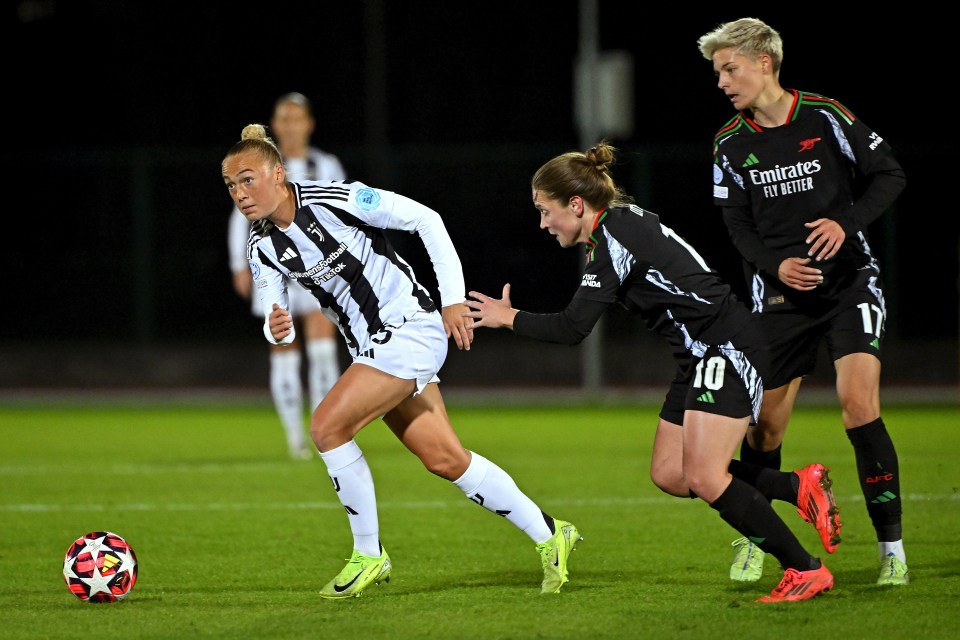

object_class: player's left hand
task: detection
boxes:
[442,303,474,351]
[464,284,517,330]
[805,218,845,261]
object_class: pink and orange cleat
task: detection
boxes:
[795,463,842,554]
[757,564,834,603]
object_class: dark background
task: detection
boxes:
[2,1,955,391]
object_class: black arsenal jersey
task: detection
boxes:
[710,89,905,311]
[513,205,754,352]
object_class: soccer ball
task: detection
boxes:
[62,531,138,602]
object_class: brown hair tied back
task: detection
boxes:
[532,139,632,210]
[586,142,615,174]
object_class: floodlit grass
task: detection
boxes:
[1,399,958,639]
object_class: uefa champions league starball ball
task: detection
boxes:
[62,531,138,602]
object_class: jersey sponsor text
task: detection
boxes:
[580,274,601,288]
[748,160,821,186]
[286,242,348,278]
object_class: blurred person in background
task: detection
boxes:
[222,124,581,599]
[227,92,345,460]
[465,141,839,603]
[698,17,908,586]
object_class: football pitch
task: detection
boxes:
[2,396,958,639]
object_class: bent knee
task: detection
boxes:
[839,399,879,427]
[650,467,689,498]
[685,471,728,503]
[422,450,471,480]
[750,428,785,451]
[310,421,353,453]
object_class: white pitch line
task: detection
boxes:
[0,493,955,513]
[0,462,308,476]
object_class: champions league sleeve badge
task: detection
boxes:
[355,187,381,212]
[712,164,728,199]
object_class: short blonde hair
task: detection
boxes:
[697,18,783,74]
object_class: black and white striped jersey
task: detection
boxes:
[247,179,466,357]
[228,147,345,276]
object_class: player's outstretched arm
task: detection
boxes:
[464,284,518,330]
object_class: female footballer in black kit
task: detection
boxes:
[698,17,909,586]
[464,141,839,603]
[222,123,580,599]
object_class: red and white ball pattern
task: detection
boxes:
[62,531,138,602]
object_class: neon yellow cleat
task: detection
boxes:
[319,548,391,599]
[536,520,581,594]
[729,537,764,582]
[877,553,909,586]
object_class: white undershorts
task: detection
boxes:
[353,311,446,396]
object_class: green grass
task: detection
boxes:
[2,399,958,639]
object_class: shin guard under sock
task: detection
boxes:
[846,417,903,541]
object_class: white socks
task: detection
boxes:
[453,451,553,543]
[320,440,381,557]
[879,540,906,563]
[306,338,340,409]
[269,350,306,454]
[319,444,554,556]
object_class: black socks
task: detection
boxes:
[847,417,903,541]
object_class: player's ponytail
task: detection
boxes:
[224,123,282,167]
[532,140,631,210]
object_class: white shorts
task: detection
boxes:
[250,278,322,317]
[353,311,446,396]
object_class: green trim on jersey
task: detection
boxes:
[585,209,609,263]
[712,113,760,157]
[790,90,855,125]
[711,89,856,158]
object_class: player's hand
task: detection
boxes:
[442,303,474,351]
[268,303,294,342]
[778,257,823,291]
[805,218,844,262]
[464,284,517,330]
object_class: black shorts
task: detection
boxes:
[758,284,885,389]
[659,339,765,426]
